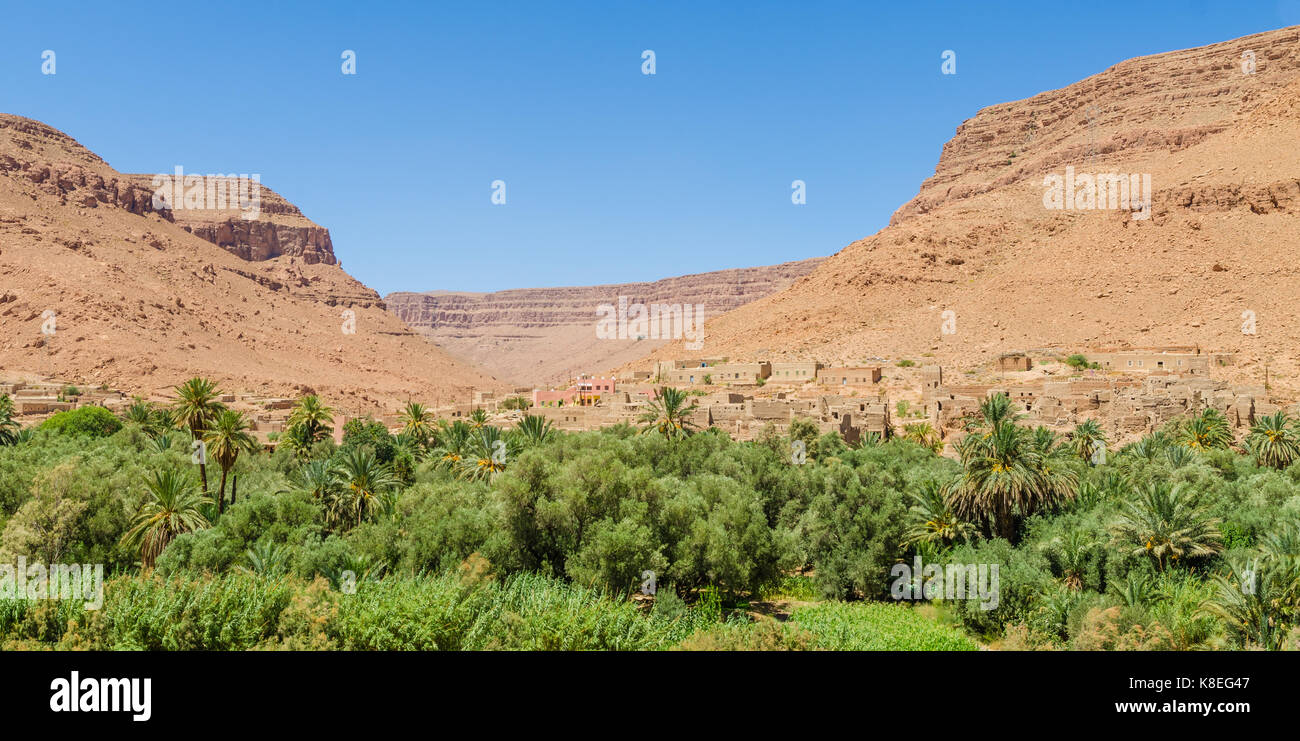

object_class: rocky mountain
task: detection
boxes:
[385,258,823,385]
[0,114,501,411]
[639,25,1300,397]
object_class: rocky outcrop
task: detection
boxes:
[640,25,1300,398]
[0,113,499,411]
[891,27,1300,223]
[179,219,336,264]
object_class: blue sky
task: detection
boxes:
[3,1,1297,294]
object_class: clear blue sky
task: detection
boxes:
[3,1,1297,294]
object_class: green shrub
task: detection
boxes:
[40,407,122,438]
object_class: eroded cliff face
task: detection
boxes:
[121,174,339,266]
[384,259,824,384]
[640,25,1300,397]
[0,114,499,410]
[893,27,1300,223]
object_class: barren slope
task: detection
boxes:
[642,26,1300,397]
[0,115,501,411]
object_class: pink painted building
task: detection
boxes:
[532,377,617,407]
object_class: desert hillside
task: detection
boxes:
[640,26,1300,397]
[385,258,822,385]
[0,114,501,411]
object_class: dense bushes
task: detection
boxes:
[39,406,122,438]
[5,404,1300,651]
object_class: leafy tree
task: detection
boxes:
[39,406,123,438]
[341,416,396,463]
[500,396,532,411]
[121,468,211,568]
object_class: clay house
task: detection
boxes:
[769,362,822,384]
[922,365,943,391]
[1083,348,1210,375]
[996,353,1032,372]
[817,366,882,387]
[532,376,616,407]
[666,361,770,385]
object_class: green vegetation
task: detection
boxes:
[4,380,1300,651]
[499,396,532,411]
[39,406,123,438]
[1064,354,1101,371]
[896,359,916,368]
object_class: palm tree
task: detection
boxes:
[1200,556,1285,650]
[468,408,489,429]
[432,420,472,471]
[286,394,334,453]
[978,393,1018,427]
[1071,419,1108,464]
[239,539,290,576]
[0,394,19,445]
[947,422,1055,541]
[1042,529,1098,590]
[901,422,943,454]
[1111,481,1222,572]
[638,386,700,439]
[282,458,346,531]
[204,409,259,513]
[121,468,211,568]
[459,425,515,481]
[1108,570,1154,608]
[1163,444,1196,469]
[903,480,973,546]
[337,447,399,526]
[1245,411,1300,470]
[123,397,160,435]
[398,401,434,448]
[151,432,174,455]
[171,377,227,494]
[1122,430,1170,461]
[511,414,555,448]
[1035,429,1081,506]
[285,459,342,499]
[1177,408,1233,451]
